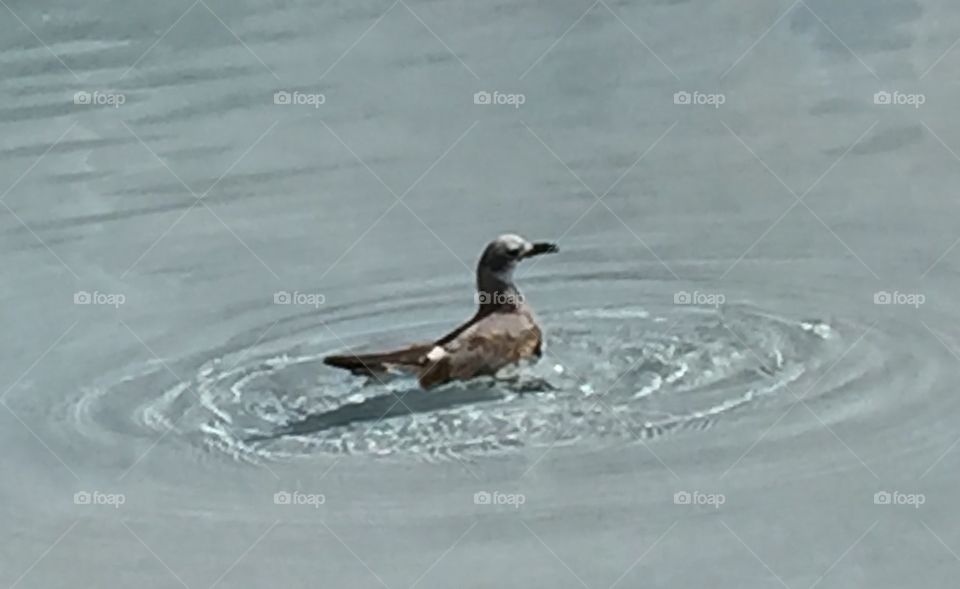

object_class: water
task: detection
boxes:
[4,0,960,586]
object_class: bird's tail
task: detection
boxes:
[323,344,433,375]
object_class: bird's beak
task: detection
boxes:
[524,241,559,258]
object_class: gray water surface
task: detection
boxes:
[4,0,960,587]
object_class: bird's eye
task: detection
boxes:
[506,247,522,257]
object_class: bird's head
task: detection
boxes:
[479,234,558,273]
[475,234,559,305]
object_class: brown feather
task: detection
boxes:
[323,343,432,375]
[418,308,543,389]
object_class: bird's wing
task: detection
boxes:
[322,310,490,376]
[323,343,434,375]
[418,310,542,389]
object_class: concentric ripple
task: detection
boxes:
[115,303,840,462]
[62,269,874,463]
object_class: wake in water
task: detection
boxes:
[115,302,839,462]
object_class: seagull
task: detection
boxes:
[323,234,559,389]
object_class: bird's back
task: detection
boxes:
[418,306,543,388]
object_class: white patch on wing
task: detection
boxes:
[426,346,447,362]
